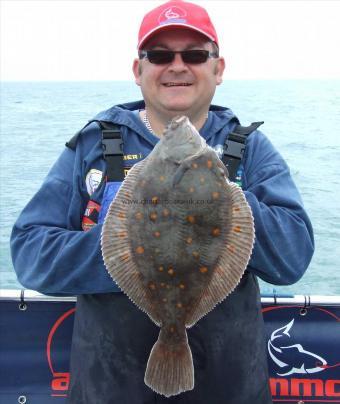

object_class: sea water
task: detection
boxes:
[1,80,339,295]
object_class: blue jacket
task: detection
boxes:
[10,101,314,295]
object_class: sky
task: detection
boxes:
[1,0,340,81]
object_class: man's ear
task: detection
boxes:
[215,56,226,85]
[132,58,142,86]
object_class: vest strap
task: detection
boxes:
[98,121,124,182]
[222,121,264,181]
[66,120,125,182]
[69,118,263,191]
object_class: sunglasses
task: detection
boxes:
[139,50,218,65]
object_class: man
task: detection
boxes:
[10,1,314,403]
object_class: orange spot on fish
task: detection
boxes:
[192,251,200,259]
[158,266,164,272]
[187,215,195,224]
[207,160,213,169]
[159,175,165,182]
[150,212,157,221]
[152,196,158,205]
[191,163,198,169]
[154,231,161,237]
[135,212,143,220]
[186,237,193,244]
[212,227,221,237]
[118,212,126,219]
[136,246,144,254]
[200,266,208,274]
[168,267,175,276]
[212,192,219,200]
[189,187,195,193]
[162,208,170,217]
[233,226,242,233]
[176,302,183,308]
[233,207,241,213]
[118,232,127,238]
[149,282,156,290]
[179,283,185,289]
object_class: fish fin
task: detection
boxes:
[186,182,255,327]
[144,328,194,397]
[101,158,162,326]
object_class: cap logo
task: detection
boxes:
[158,6,187,25]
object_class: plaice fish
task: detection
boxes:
[101,116,255,397]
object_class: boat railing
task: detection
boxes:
[1,288,340,305]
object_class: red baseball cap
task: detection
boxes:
[137,0,219,50]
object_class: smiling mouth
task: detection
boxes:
[163,82,193,87]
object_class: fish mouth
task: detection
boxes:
[169,116,189,130]
[164,116,191,138]
[162,82,193,87]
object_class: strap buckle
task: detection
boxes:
[223,133,247,160]
[102,130,123,157]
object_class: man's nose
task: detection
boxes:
[168,53,189,71]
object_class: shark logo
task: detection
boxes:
[268,319,327,376]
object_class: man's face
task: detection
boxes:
[132,28,225,119]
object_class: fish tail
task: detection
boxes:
[144,327,194,397]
